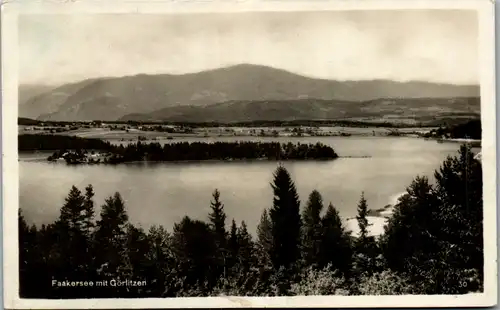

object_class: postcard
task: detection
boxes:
[2,0,497,308]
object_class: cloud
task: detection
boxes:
[18,10,478,85]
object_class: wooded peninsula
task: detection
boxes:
[19,134,339,164]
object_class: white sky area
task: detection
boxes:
[19,10,478,86]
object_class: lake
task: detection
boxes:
[19,136,474,234]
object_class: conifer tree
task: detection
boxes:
[269,165,302,270]
[171,216,218,293]
[125,224,151,296]
[59,185,86,231]
[227,219,239,273]
[256,209,273,264]
[208,189,227,249]
[302,190,324,267]
[319,203,353,274]
[382,145,484,294]
[56,185,97,283]
[354,192,378,275]
[236,221,254,272]
[94,192,130,279]
[18,209,32,296]
[146,225,176,297]
[231,221,258,292]
[229,219,238,251]
[434,144,483,273]
[208,189,227,281]
[82,184,96,236]
[381,177,439,272]
[356,192,370,240]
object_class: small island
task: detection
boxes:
[19,134,339,164]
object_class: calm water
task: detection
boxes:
[19,136,472,234]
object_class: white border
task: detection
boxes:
[2,0,497,308]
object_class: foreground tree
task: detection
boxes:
[208,189,227,249]
[319,203,353,274]
[51,185,98,297]
[381,177,440,272]
[19,209,41,297]
[171,216,218,295]
[356,192,370,241]
[256,209,273,266]
[227,219,239,272]
[124,224,151,296]
[381,144,483,294]
[236,221,254,273]
[207,189,228,281]
[269,165,302,271]
[145,225,177,297]
[353,193,379,275]
[59,186,87,231]
[94,192,130,284]
[434,144,483,276]
[301,190,324,267]
[82,184,96,236]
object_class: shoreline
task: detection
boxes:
[345,192,407,238]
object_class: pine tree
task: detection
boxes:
[356,192,370,240]
[171,216,218,293]
[208,189,227,282]
[434,144,483,273]
[125,224,151,296]
[381,144,484,294]
[94,192,130,280]
[236,221,253,270]
[208,189,227,249]
[302,190,324,267]
[354,192,378,275]
[59,185,86,231]
[381,177,439,272]
[56,185,97,284]
[227,219,239,273]
[256,209,273,264]
[319,203,353,274]
[146,225,176,297]
[82,184,96,236]
[19,209,33,296]
[269,165,302,270]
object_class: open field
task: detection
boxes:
[18,125,436,141]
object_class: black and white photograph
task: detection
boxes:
[3,0,497,308]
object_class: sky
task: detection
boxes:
[18,10,479,86]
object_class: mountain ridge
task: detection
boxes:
[18,64,480,121]
[119,97,480,124]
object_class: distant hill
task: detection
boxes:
[20,80,97,119]
[18,117,41,126]
[18,84,55,116]
[19,64,480,121]
[119,97,480,123]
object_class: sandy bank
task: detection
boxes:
[345,191,406,238]
[345,216,389,238]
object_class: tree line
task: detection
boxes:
[19,134,113,152]
[107,141,338,163]
[423,119,481,140]
[18,117,443,129]
[19,134,338,163]
[19,144,483,298]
